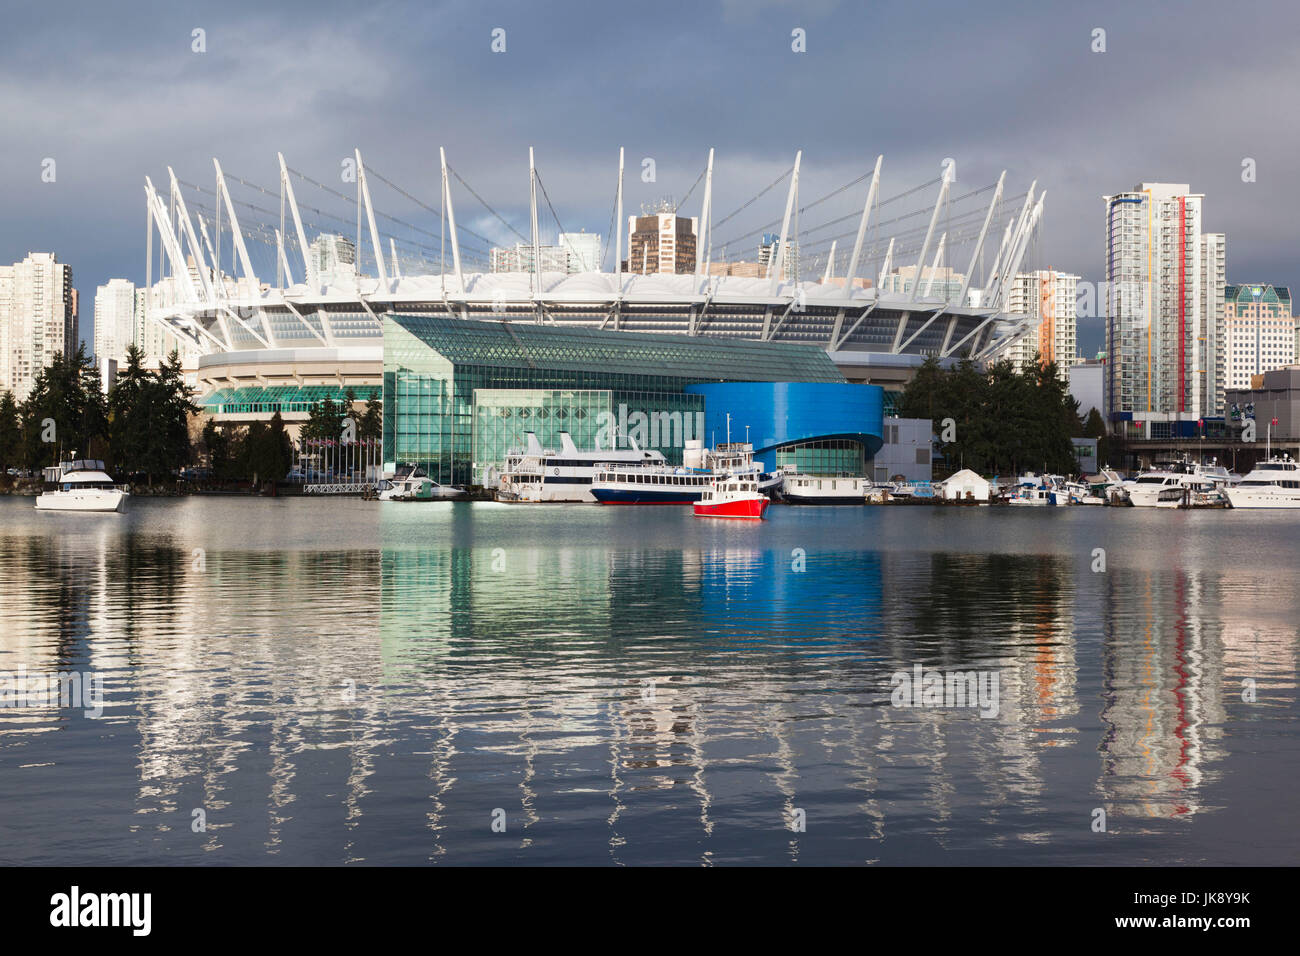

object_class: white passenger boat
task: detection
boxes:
[35,460,128,513]
[590,440,781,504]
[1224,456,1300,509]
[498,431,666,503]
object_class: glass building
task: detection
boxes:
[384,313,856,484]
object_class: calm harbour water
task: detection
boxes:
[0,495,1295,865]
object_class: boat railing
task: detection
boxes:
[597,463,703,476]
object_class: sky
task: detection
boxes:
[2,0,1298,359]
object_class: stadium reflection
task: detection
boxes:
[0,499,1294,863]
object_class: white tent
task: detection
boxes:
[938,468,991,502]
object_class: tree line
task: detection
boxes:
[0,344,196,481]
[0,343,382,485]
[897,356,1106,478]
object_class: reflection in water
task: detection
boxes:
[0,499,1296,864]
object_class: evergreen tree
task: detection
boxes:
[0,391,20,473]
[357,394,382,442]
[302,395,345,442]
[1082,407,1109,468]
[202,420,231,477]
[18,346,108,469]
[260,412,292,482]
[107,345,152,474]
[151,349,199,478]
[896,355,1082,478]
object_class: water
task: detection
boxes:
[0,496,1295,865]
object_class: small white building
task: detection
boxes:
[938,468,991,501]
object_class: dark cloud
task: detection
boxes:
[2,0,1296,357]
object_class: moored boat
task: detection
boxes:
[35,460,129,513]
[497,431,666,502]
[780,468,868,505]
[591,440,781,504]
[693,474,768,520]
[1224,455,1300,509]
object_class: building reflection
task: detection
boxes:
[3,501,1295,862]
[1098,569,1228,821]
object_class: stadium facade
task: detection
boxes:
[137,148,1046,454]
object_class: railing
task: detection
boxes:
[294,439,382,493]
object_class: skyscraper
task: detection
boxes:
[0,252,77,401]
[308,233,357,286]
[93,278,137,369]
[1103,183,1226,424]
[1224,284,1295,389]
[1004,270,1080,382]
[758,233,799,281]
[626,204,697,275]
[557,231,601,273]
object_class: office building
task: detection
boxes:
[1224,284,1295,390]
[626,204,697,275]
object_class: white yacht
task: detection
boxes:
[378,466,466,501]
[497,431,667,503]
[1126,460,1232,508]
[1224,456,1300,509]
[35,460,128,513]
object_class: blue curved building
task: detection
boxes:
[685,381,884,475]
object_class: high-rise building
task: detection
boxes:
[557,231,601,273]
[626,205,697,275]
[0,252,76,401]
[757,233,799,281]
[93,279,137,369]
[1103,183,1226,421]
[308,233,356,286]
[489,237,597,275]
[1004,270,1080,381]
[1224,284,1295,389]
[879,264,966,302]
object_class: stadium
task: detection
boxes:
[139,148,1045,480]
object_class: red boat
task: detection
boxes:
[692,475,769,520]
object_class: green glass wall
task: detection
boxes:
[774,439,865,476]
[471,389,704,483]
